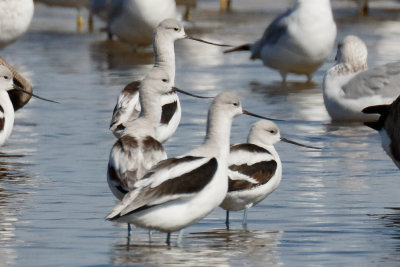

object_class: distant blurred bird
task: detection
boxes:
[323,35,400,122]
[224,0,337,82]
[0,0,34,49]
[220,120,321,228]
[363,96,400,169]
[90,0,177,45]
[34,0,90,30]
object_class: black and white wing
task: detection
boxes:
[109,81,141,134]
[107,135,166,200]
[343,62,400,99]
[227,143,277,192]
[107,156,218,219]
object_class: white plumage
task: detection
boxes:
[323,35,400,122]
[224,0,337,82]
[0,0,34,49]
[107,92,274,244]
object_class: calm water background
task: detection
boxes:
[1,1,400,266]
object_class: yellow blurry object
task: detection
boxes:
[220,0,231,12]
[77,9,84,31]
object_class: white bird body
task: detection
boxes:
[225,0,336,82]
[0,65,20,146]
[110,19,184,141]
[220,120,282,226]
[107,70,171,200]
[107,92,252,234]
[323,35,400,122]
[0,89,15,146]
[107,0,177,46]
[0,0,34,49]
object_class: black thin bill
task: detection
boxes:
[185,36,232,47]
[13,85,59,104]
[172,87,213,99]
[242,109,284,122]
[281,137,323,149]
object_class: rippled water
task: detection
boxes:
[1,1,400,266]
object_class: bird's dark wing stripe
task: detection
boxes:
[126,158,218,215]
[161,101,177,124]
[230,143,271,154]
[0,105,4,132]
[228,160,277,192]
[0,56,33,111]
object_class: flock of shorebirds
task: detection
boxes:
[0,0,399,245]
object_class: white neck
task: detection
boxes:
[139,89,162,125]
[190,110,233,163]
[153,33,176,82]
[0,90,14,146]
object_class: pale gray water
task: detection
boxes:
[1,1,400,266]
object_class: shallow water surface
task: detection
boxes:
[0,1,400,266]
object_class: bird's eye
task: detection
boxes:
[162,79,168,83]
[3,76,9,80]
[174,27,179,31]
[233,102,239,107]
[270,130,276,134]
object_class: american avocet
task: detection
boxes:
[110,19,229,141]
[107,92,277,245]
[108,70,172,201]
[323,35,400,122]
[224,0,337,82]
[0,57,33,111]
[363,96,400,169]
[90,0,177,45]
[0,64,57,146]
[221,120,321,228]
[0,0,34,49]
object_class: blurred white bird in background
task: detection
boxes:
[224,0,337,82]
[0,0,34,49]
[323,35,400,122]
[90,0,178,46]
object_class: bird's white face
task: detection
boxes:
[335,35,368,68]
[158,19,186,41]
[0,65,14,92]
[213,92,244,119]
[251,120,281,146]
[143,69,173,95]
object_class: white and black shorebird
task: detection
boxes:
[110,18,230,141]
[108,69,210,234]
[224,0,337,82]
[0,57,33,112]
[221,120,321,229]
[323,35,400,122]
[107,92,277,245]
[363,96,400,169]
[0,64,57,146]
[0,0,34,49]
[108,70,174,201]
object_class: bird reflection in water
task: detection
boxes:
[110,229,283,266]
[0,153,33,266]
